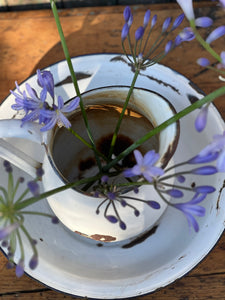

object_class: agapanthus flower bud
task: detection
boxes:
[127,14,133,28]
[194,185,216,194]
[176,0,195,20]
[177,175,186,183]
[195,105,209,132]
[197,57,210,67]
[195,17,213,28]
[29,255,38,270]
[106,215,118,223]
[1,240,8,247]
[101,175,109,183]
[206,25,225,44]
[174,35,182,46]
[162,17,172,33]
[134,209,140,217]
[165,40,173,54]
[3,160,12,173]
[16,259,24,278]
[119,221,126,230]
[37,69,54,99]
[27,181,40,196]
[123,6,131,23]
[217,51,225,69]
[107,192,116,200]
[188,152,219,164]
[121,199,127,207]
[143,9,151,28]
[135,26,144,41]
[151,14,157,28]
[121,23,129,41]
[171,13,185,30]
[147,201,160,209]
[191,166,218,175]
[51,216,59,224]
[166,189,184,198]
[36,167,44,178]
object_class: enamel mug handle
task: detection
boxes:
[0,119,43,178]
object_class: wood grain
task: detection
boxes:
[0,2,225,299]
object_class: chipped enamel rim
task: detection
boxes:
[0,54,224,299]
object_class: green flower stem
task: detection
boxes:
[104,85,225,172]
[158,181,194,192]
[190,20,222,63]
[128,33,136,63]
[155,186,171,206]
[206,65,225,76]
[20,224,38,257]
[16,228,25,261]
[8,172,14,204]
[121,41,133,64]
[50,0,102,171]
[108,68,139,158]
[16,188,30,204]
[14,174,103,211]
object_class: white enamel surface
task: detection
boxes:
[0,120,42,177]
[0,54,224,299]
[42,87,177,242]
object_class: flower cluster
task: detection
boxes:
[11,69,80,132]
[121,6,186,70]
[93,135,224,232]
[0,161,59,277]
[176,0,225,132]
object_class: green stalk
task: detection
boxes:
[14,173,102,211]
[190,20,222,63]
[108,69,139,158]
[50,0,102,170]
[104,85,225,172]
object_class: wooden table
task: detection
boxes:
[0,1,225,299]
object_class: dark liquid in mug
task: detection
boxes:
[51,103,159,184]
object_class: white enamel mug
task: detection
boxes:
[0,86,179,243]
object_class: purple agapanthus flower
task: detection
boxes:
[173,193,206,232]
[123,149,164,182]
[179,27,195,42]
[40,96,80,132]
[11,82,35,113]
[198,132,225,172]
